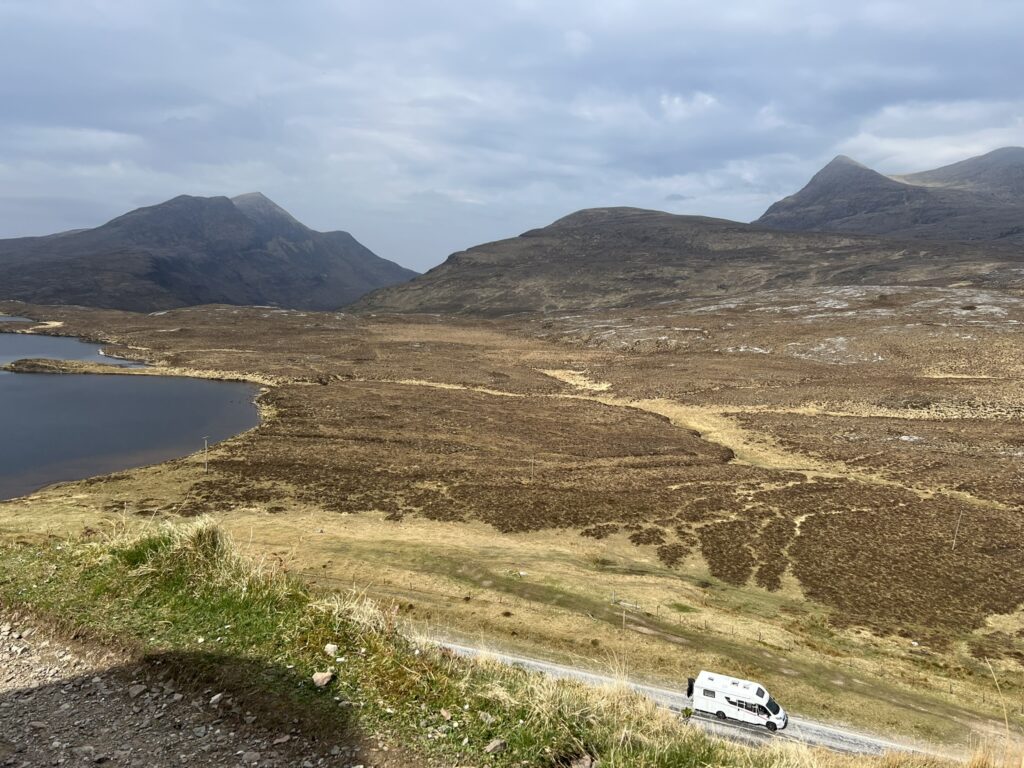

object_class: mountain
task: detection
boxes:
[0,193,417,312]
[893,147,1024,201]
[756,148,1024,242]
[230,191,309,239]
[354,206,1024,315]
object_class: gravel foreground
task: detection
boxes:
[0,614,404,768]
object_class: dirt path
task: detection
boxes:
[0,614,387,768]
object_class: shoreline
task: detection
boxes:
[0,356,281,428]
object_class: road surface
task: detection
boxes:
[438,640,949,758]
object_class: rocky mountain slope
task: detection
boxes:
[355,206,1024,315]
[756,147,1024,242]
[0,193,417,312]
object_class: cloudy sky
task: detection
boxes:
[1,1,1022,271]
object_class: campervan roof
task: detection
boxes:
[695,670,768,700]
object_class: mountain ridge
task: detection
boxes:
[355,206,1024,316]
[0,193,417,312]
[893,146,1024,200]
[756,147,1024,242]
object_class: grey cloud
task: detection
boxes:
[0,0,1022,270]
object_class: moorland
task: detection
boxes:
[3,279,1023,749]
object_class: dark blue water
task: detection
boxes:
[0,331,140,368]
[0,333,259,500]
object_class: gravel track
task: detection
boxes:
[0,615,397,768]
[439,640,955,759]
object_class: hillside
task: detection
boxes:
[4,522,987,767]
[895,146,1024,201]
[0,193,417,312]
[354,206,1024,315]
[756,147,1024,242]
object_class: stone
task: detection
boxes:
[241,750,261,764]
[209,693,224,706]
[311,671,333,688]
[484,738,506,754]
[324,643,338,657]
[127,684,146,699]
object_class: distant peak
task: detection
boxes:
[979,146,1024,163]
[546,207,662,227]
[231,192,290,212]
[826,154,867,169]
[807,154,892,186]
[893,146,1024,200]
[232,191,273,203]
[231,192,305,231]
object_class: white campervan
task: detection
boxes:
[687,670,788,731]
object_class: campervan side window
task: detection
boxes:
[727,698,760,714]
[703,690,715,698]
[756,687,765,698]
